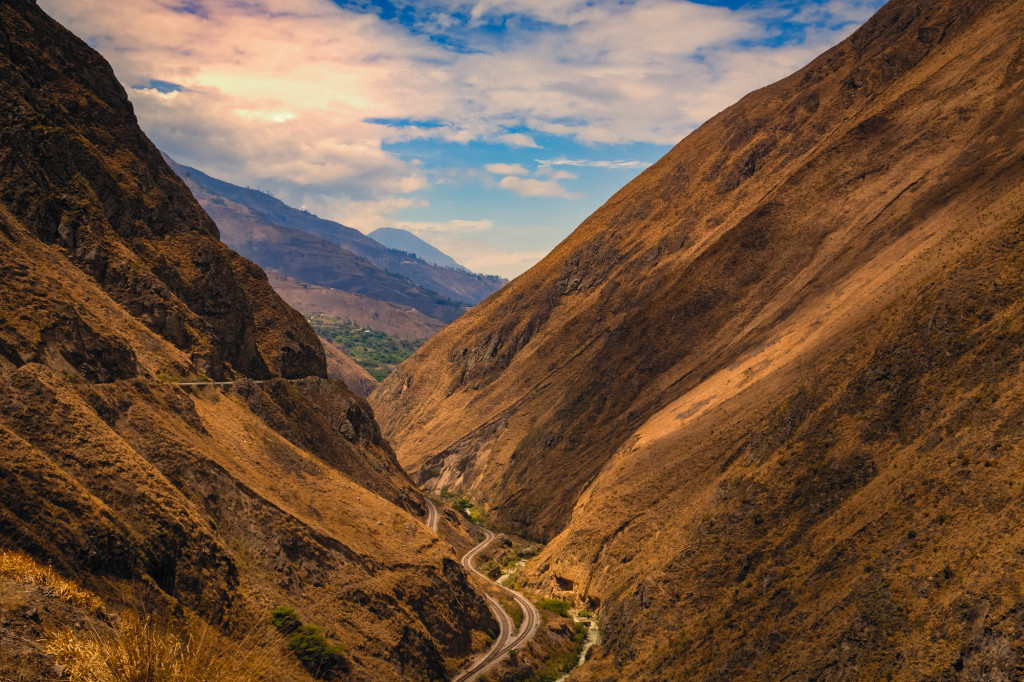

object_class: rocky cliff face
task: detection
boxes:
[0,3,325,381]
[374,0,1024,677]
[0,2,494,679]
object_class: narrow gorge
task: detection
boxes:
[4,0,1024,680]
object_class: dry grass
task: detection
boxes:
[44,611,269,682]
[0,553,268,682]
[0,550,103,614]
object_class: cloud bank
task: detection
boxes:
[38,0,884,276]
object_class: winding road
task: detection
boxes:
[164,381,535,679]
[420,497,540,680]
[172,379,276,387]
[424,498,439,531]
[452,527,541,682]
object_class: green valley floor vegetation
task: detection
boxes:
[307,315,424,380]
[536,599,571,618]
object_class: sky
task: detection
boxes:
[39,0,886,278]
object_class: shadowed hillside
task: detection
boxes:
[373,0,1024,677]
[0,2,494,679]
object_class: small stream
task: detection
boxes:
[554,614,600,682]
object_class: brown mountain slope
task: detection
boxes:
[0,12,324,382]
[322,335,379,398]
[0,2,493,680]
[374,0,1024,677]
[269,271,445,340]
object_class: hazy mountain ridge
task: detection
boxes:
[169,158,507,307]
[0,2,494,678]
[373,0,1024,677]
[167,156,470,324]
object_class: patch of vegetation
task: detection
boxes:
[500,550,521,568]
[270,606,348,678]
[468,507,492,526]
[307,315,424,380]
[445,490,498,528]
[522,622,589,682]
[537,599,571,618]
[269,606,302,632]
[498,595,525,628]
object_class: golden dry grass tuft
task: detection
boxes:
[0,550,103,614]
[44,611,268,682]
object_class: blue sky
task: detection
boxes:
[40,0,886,277]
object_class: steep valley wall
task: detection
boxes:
[373,0,1024,678]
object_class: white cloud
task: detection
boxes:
[36,0,883,260]
[538,157,652,170]
[394,219,495,234]
[301,195,428,234]
[485,163,529,176]
[496,133,540,148]
[498,176,582,199]
[791,0,883,27]
[536,168,578,181]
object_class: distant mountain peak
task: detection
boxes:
[369,227,469,273]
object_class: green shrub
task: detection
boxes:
[289,625,347,675]
[521,620,589,681]
[270,606,301,634]
[270,606,348,678]
[538,599,571,618]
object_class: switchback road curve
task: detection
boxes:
[452,527,540,682]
